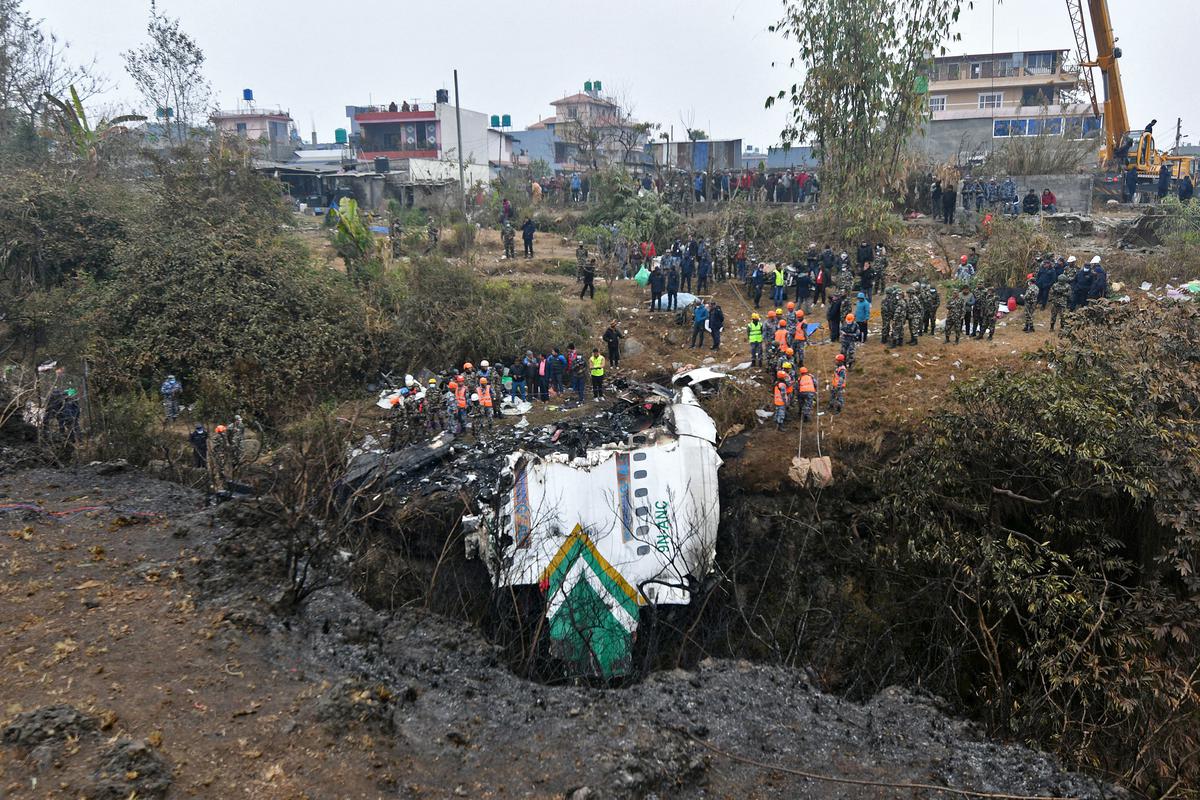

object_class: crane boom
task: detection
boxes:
[1065,0,1100,121]
[1083,0,1130,162]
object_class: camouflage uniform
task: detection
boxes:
[422,386,443,432]
[880,286,899,344]
[873,248,889,294]
[944,291,966,343]
[1049,276,1070,332]
[715,237,729,281]
[229,416,246,476]
[427,218,439,249]
[575,244,588,281]
[836,265,855,295]
[502,221,516,259]
[906,288,923,343]
[207,431,229,490]
[923,286,941,335]
[1022,280,1038,332]
[840,320,859,368]
[974,287,996,340]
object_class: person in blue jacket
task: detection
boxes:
[854,292,872,342]
[690,302,709,348]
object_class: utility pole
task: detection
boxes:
[453,69,467,217]
[1174,117,1183,152]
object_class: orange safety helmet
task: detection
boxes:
[215,425,227,434]
[835,353,846,362]
[767,310,776,318]
[785,347,794,356]
[799,367,809,374]
[776,370,787,379]
[479,377,488,385]
[796,310,805,319]
[960,254,968,264]
[845,313,855,323]
[390,397,400,406]
[448,380,458,390]
[463,362,473,370]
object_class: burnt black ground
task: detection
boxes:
[1,463,1122,799]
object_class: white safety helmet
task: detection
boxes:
[480,359,490,368]
[1089,255,1101,265]
[1067,256,1077,263]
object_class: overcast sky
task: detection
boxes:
[27,0,1197,151]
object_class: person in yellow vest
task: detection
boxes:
[589,348,606,401]
[747,312,764,366]
[477,377,495,437]
[796,366,817,422]
[773,371,789,431]
[829,353,847,413]
[773,264,787,305]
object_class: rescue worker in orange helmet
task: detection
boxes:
[796,366,817,422]
[829,353,848,414]
[773,371,789,431]
[476,377,495,437]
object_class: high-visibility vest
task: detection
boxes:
[775,270,785,287]
[832,365,846,389]
[454,385,468,408]
[589,355,605,376]
[479,386,493,407]
[774,327,788,347]
[747,320,763,343]
[793,321,807,342]
[797,374,816,393]
[774,382,787,407]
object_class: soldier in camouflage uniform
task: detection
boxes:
[906,287,923,344]
[229,414,246,477]
[973,285,996,340]
[921,284,940,335]
[880,285,899,345]
[426,216,439,250]
[944,287,967,344]
[501,220,516,259]
[873,245,889,295]
[715,236,729,281]
[835,260,855,295]
[575,242,588,282]
[1022,276,1039,332]
[890,287,921,346]
[422,379,443,432]
[1061,255,1079,284]
[1049,274,1070,332]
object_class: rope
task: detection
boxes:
[686,733,1083,800]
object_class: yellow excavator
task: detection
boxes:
[1066,0,1194,183]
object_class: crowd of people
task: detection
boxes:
[930,175,1066,225]
[522,167,822,210]
[377,327,627,448]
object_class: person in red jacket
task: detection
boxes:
[1041,188,1057,213]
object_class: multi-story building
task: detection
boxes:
[519,82,651,171]
[211,97,295,162]
[919,48,1101,161]
[344,89,509,170]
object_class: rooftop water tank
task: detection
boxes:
[243,88,254,102]
[334,128,347,144]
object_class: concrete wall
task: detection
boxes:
[437,105,491,167]
[956,173,1094,215]
[915,118,995,163]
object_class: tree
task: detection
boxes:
[0,0,105,140]
[767,0,972,234]
[122,1,211,143]
[42,85,145,171]
[686,128,707,142]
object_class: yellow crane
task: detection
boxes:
[1066,0,1193,181]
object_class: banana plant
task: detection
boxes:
[330,197,374,264]
[42,85,147,166]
